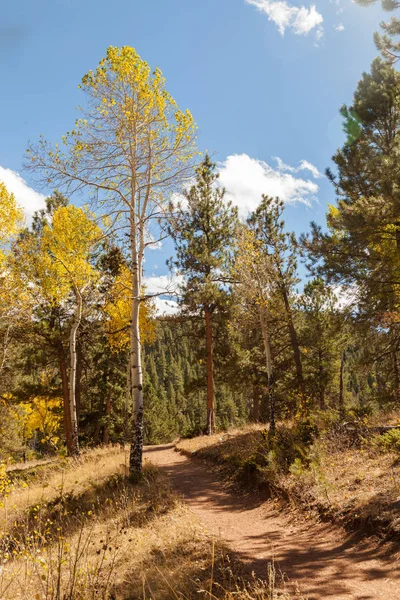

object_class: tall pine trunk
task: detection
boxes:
[205,305,215,436]
[318,349,325,410]
[129,230,144,476]
[281,285,305,398]
[339,351,345,421]
[260,304,275,437]
[69,291,82,456]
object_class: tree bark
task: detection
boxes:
[339,351,345,421]
[76,343,83,420]
[318,349,325,410]
[124,351,131,445]
[58,343,73,454]
[103,393,112,445]
[395,220,400,253]
[281,285,305,399]
[69,290,82,456]
[260,304,275,437]
[129,224,144,477]
[205,305,215,436]
[393,349,399,399]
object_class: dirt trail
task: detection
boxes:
[144,444,400,600]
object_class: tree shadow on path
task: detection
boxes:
[145,444,400,600]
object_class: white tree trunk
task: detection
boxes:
[69,290,82,456]
[124,350,131,445]
[129,225,144,476]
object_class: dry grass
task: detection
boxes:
[7,457,57,473]
[0,445,294,600]
[177,423,400,538]
[178,425,266,457]
[288,440,400,534]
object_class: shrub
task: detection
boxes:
[261,421,317,474]
[294,418,319,447]
[372,428,400,454]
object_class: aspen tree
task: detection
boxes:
[27,46,197,474]
[232,225,277,436]
[41,205,101,455]
[0,182,24,376]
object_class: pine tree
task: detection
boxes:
[298,279,345,410]
[147,354,159,391]
[303,59,400,398]
[355,0,400,60]
[168,155,238,434]
[143,381,173,444]
[302,58,400,407]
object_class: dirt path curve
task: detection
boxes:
[144,444,400,600]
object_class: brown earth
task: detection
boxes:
[144,443,400,600]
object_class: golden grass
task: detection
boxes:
[7,457,57,472]
[177,424,400,537]
[0,445,294,600]
[178,424,266,456]
[2,446,129,521]
[289,441,400,533]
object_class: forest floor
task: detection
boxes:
[146,442,400,600]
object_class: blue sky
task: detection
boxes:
[0,0,385,310]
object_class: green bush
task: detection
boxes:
[260,422,317,474]
[289,457,307,476]
[349,402,375,420]
[372,428,400,453]
[294,418,319,446]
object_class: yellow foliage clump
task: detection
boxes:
[18,397,63,448]
[0,461,12,505]
[41,205,101,300]
[0,181,24,277]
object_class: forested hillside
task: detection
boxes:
[2,51,400,465]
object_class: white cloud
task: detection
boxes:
[143,273,182,316]
[274,157,323,179]
[335,23,345,32]
[154,297,180,316]
[246,0,323,38]
[218,154,321,219]
[332,284,358,310]
[315,26,324,44]
[143,273,184,296]
[0,166,46,221]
